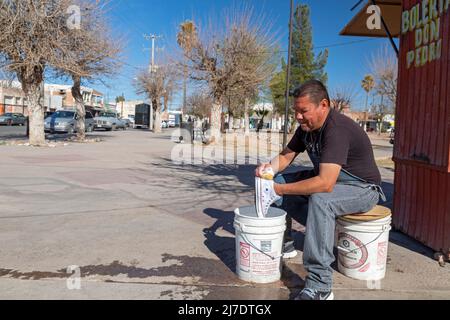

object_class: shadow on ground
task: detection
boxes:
[154,156,309,192]
[202,208,236,273]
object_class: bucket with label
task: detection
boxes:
[336,209,392,281]
[234,205,286,284]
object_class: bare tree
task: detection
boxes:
[373,91,394,135]
[368,45,398,108]
[177,6,277,143]
[222,11,277,135]
[224,86,258,134]
[330,86,357,113]
[58,0,122,141]
[134,64,176,133]
[0,0,84,145]
[187,92,212,119]
[223,89,244,131]
[0,68,15,88]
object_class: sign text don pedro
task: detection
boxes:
[402,0,450,68]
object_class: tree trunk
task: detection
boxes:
[244,98,250,136]
[153,101,162,133]
[27,84,45,146]
[72,76,86,140]
[209,100,222,144]
[163,93,168,113]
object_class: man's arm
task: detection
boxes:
[274,163,341,195]
[270,147,298,174]
[256,147,299,177]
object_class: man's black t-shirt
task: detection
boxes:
[287,108,381,185]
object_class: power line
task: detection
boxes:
[276,38,381,53]
[313,38,381,49]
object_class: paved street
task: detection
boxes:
[0,129,448,300]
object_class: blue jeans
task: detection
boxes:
[274,171,382,291]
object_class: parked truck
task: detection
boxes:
[134,103,151,129]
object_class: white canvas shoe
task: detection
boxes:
[255,177,282,218]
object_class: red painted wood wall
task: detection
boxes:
[394,0,450,252]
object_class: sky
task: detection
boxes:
[94,0,398,111]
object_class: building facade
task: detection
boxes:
[0,81,104,116]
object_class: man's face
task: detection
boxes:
[293,95,329,132]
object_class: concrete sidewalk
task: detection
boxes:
[0,129,448,300]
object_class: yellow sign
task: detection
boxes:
[401,0,449,68]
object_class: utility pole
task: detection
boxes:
[283,0,294,149]
[143,34,163,132]
[121,93,124,118]
[143,34,163,73]
[182,59,187,123]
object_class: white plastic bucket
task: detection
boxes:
[234,206,286,284]
[337,215,392,281]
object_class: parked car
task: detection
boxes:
[44,110,95,134]
[94,112,126,131]
[0,113,27,126]
[122,118,133,128]
[161,120,168,128]
[44,111,55,119]
[126,116,135,128]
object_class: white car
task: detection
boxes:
[94,112,126,131]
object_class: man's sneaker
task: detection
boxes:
[282,240,298,259]
[255,177,281,218]
[294,288,334,301]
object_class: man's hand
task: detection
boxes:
[255,163,273,178]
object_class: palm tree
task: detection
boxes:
[361,74,375,113]
[361,74,375,131]
[177,21,197,121]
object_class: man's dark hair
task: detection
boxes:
[293,80,330,106]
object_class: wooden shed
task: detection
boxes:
[341,0,450,255]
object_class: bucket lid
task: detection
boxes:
[235,206,286,219]
[340,205,391,222]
